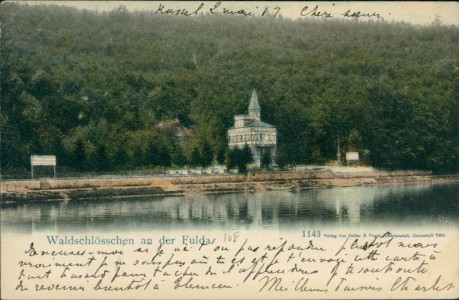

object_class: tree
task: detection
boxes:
[225,148,236,170]
[2,3,457,175]
[190,147,201,168]
[275,146,288,170]
[170,142,186,167]
[346,128,362,152]
[225,145,253,173]
[241,144,254,170]
[261,151,272,168]
[72,140,86,171]
[200,141,214,168]
[215,146,226,165]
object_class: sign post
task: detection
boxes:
[31,155,56,179]
[345,152,360,165]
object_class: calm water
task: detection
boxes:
[1,183,458,233]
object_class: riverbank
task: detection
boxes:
[1,170,458,203]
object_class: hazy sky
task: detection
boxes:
[9,1,459,26]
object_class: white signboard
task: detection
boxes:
[345,151,359,161]
[31,155,56,166]
[31,155,56,179]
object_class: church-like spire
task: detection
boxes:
[248,89,261,120]
[249,89,260,110]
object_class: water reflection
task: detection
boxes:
[1,183,458,233]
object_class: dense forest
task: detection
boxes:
[1,3,458,177]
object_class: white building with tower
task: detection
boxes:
[227,90,277,167]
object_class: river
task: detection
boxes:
[1,183,458,233]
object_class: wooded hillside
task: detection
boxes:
[1,3,458,174]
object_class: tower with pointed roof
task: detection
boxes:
[227,90,277,168]
[248,89,261,121]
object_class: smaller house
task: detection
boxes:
[156,118,193,147]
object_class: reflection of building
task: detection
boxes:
[6,185,439,234]
[332,188,362,224]
[227,90,277,167]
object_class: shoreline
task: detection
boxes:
[1,170,458,203]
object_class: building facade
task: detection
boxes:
[227,90,277,167]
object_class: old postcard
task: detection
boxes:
[1,1,458,299]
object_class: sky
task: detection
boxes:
[8,1,459,26]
